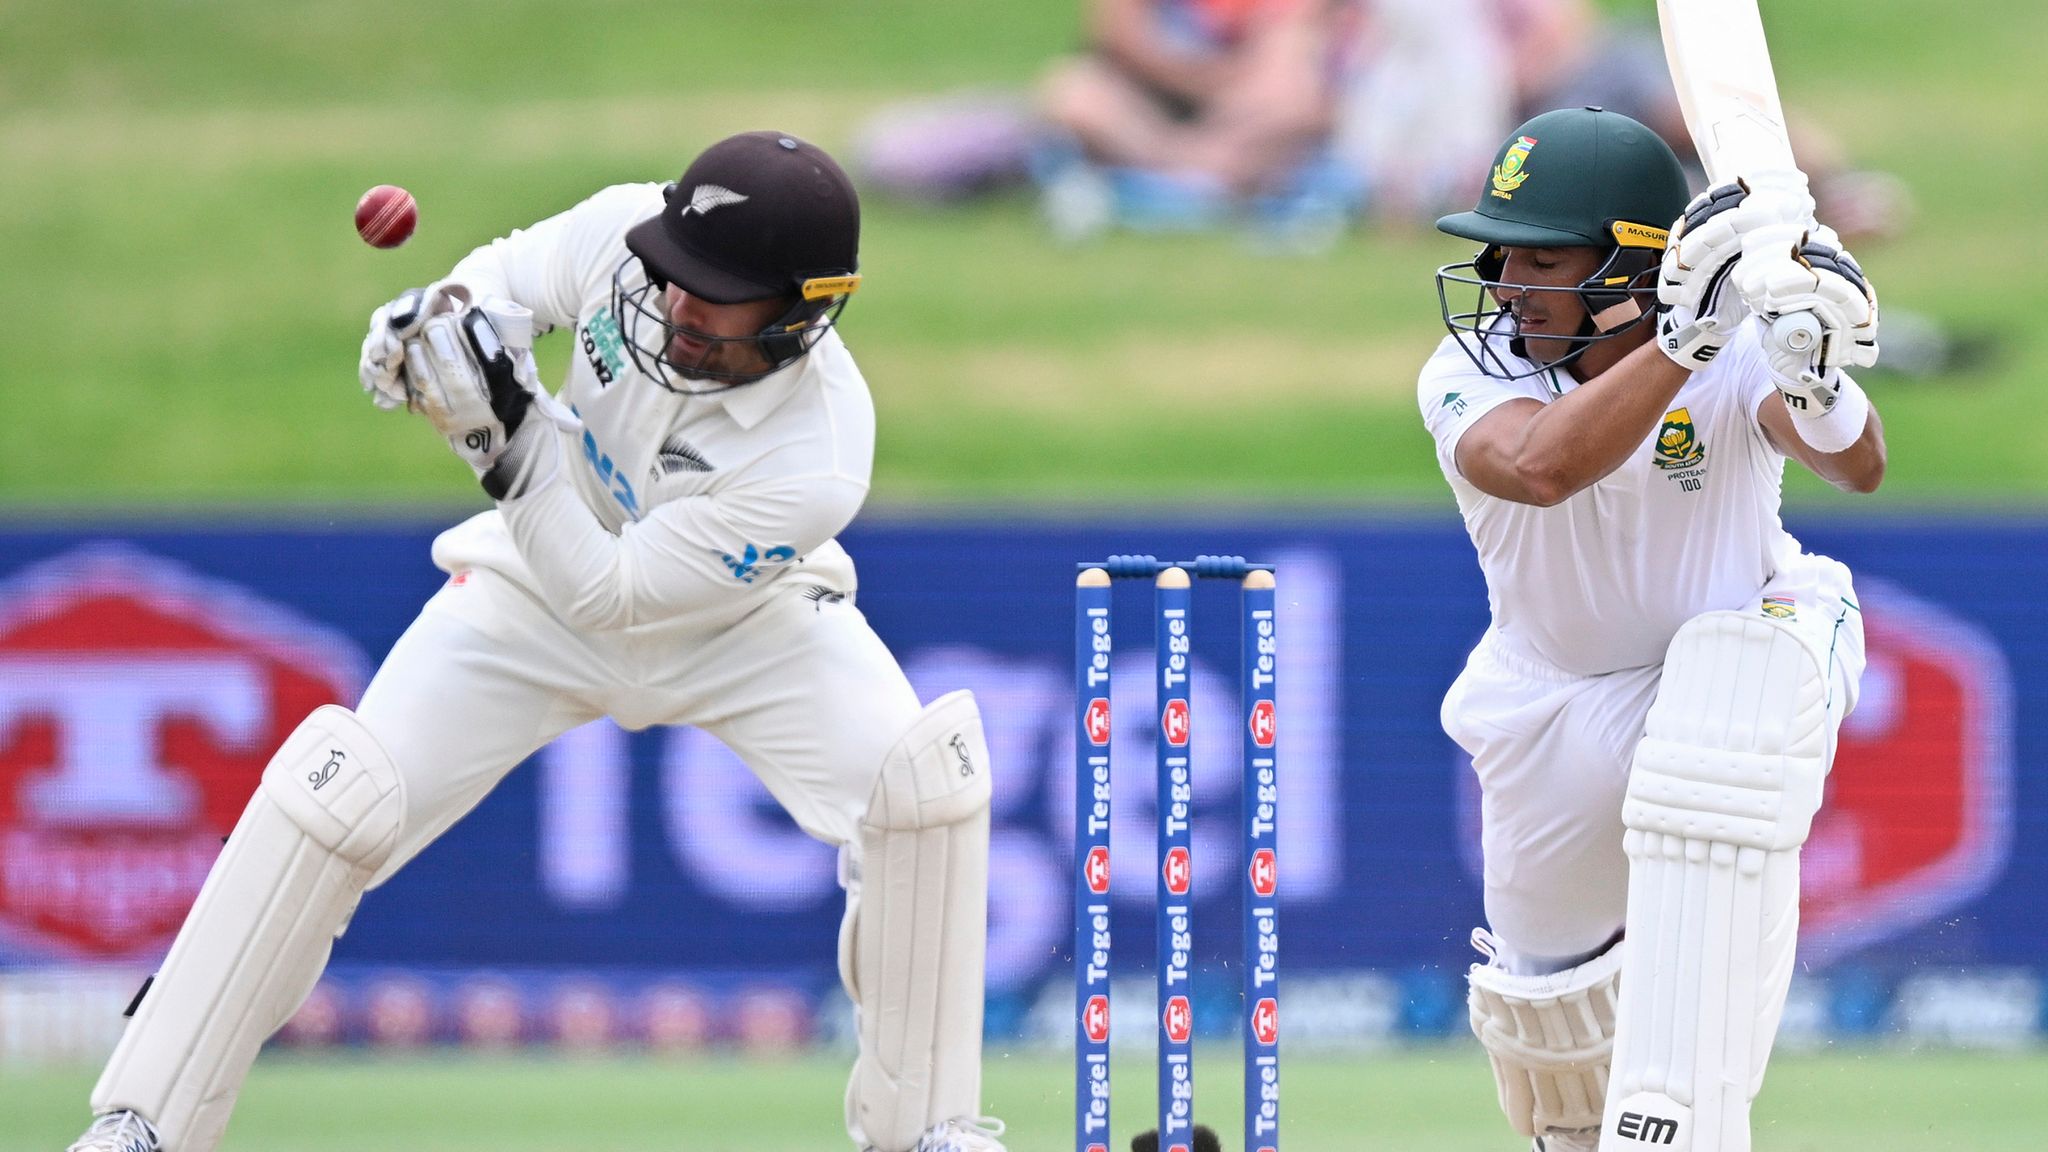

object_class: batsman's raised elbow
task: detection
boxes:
[1509,461,1580,508]
[1838,460,1885,494]
[1828,443,1887,494]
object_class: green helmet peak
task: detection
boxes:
[1437,107,1689,249]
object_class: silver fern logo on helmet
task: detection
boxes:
[682,184,749,217]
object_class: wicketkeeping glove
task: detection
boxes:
[359,281,470,410]
[402,298,579,499]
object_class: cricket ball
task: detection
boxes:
[354,184,417,249]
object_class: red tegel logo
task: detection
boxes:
[1249,848,1277,897]
[1085,845,1111,894]
[1249,699,1275,747]
[1163,845,1191,896]
[1163,995,1193,1044]
[1085,697,1111,745]
[1083,994,1111,1044]
[0,547,366,960]
[1161,698,1190,747]
[1799,580,2018,961]
[1252,997,1278,1045]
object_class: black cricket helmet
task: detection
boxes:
[615,130,862,391]
[1434,107,1688,379]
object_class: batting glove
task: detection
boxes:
[1745,225,1881,378]
[1656,183,1754,367]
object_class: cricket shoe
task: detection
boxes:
[895,1116,1008,1152]
[1533,1130,1600,1152]
[65,1111,160,1152]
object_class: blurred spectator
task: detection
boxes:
[853,0,1904,245]
[1035,0,1361,243]
[854,90,1047,205]
[1488,0,1910,239]
[1329,0,1513,223]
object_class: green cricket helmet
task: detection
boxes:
[1434,107,1689,379]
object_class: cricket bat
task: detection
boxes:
[1658,0,1823,353]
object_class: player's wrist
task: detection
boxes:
[1657,309,1728,369]
[1780,371,1869,453]
[481,417,561,501]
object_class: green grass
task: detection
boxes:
[4,1049,2045,1151]
[1,0,2043,508]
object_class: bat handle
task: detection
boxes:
[1766,311,1824,360]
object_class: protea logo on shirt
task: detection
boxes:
[1652,407,1707,471]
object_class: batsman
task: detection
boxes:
[65,132,1008,1152]
[1420,107,1885,1151]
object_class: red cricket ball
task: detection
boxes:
[354,184,417,249]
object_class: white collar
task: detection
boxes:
[702,331,830,430]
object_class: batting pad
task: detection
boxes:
[1604,612,1828,1152]
[94,705,405,1152]
[841,690,992,1152]
[1467,933,1623,1140]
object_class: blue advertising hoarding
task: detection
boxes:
[0,515,2039,1053]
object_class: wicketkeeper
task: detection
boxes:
[1421,107,1885,1152]
[67,132,1007,1152]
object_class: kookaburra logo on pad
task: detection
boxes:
[682,184,749,217]
[309,749,345,791]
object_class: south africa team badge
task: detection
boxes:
[1653,407,1707,470]
[1490,136,1537,199]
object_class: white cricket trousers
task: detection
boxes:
[356,561,922,887]
[1440,558,1866,973]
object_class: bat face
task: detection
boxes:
[1658,0,1798,182]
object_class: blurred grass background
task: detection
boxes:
[7,1050,2048,1152]
[1,0,2040,509]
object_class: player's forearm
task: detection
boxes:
[446,188,642,338]
[447,238,576,338]
[500,467,642,631]
[499,465,867,632]
[1754,373,1887,494]
[1507,343,1691,504]
[1803,406,1887,494]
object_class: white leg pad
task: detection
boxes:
[92,706,405,1152]
[1468,934,1624,1141]
[1603,613,1827,1152]
[841,690,993,1152]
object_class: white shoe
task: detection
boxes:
[906,1116,1008,1152]
[1533,1130,1600,1152]
[66,1111,161,1152]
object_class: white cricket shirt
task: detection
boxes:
[428,183,874,632]
[1419,321,1831,675]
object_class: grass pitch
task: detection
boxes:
[3,1049,2045,1151]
